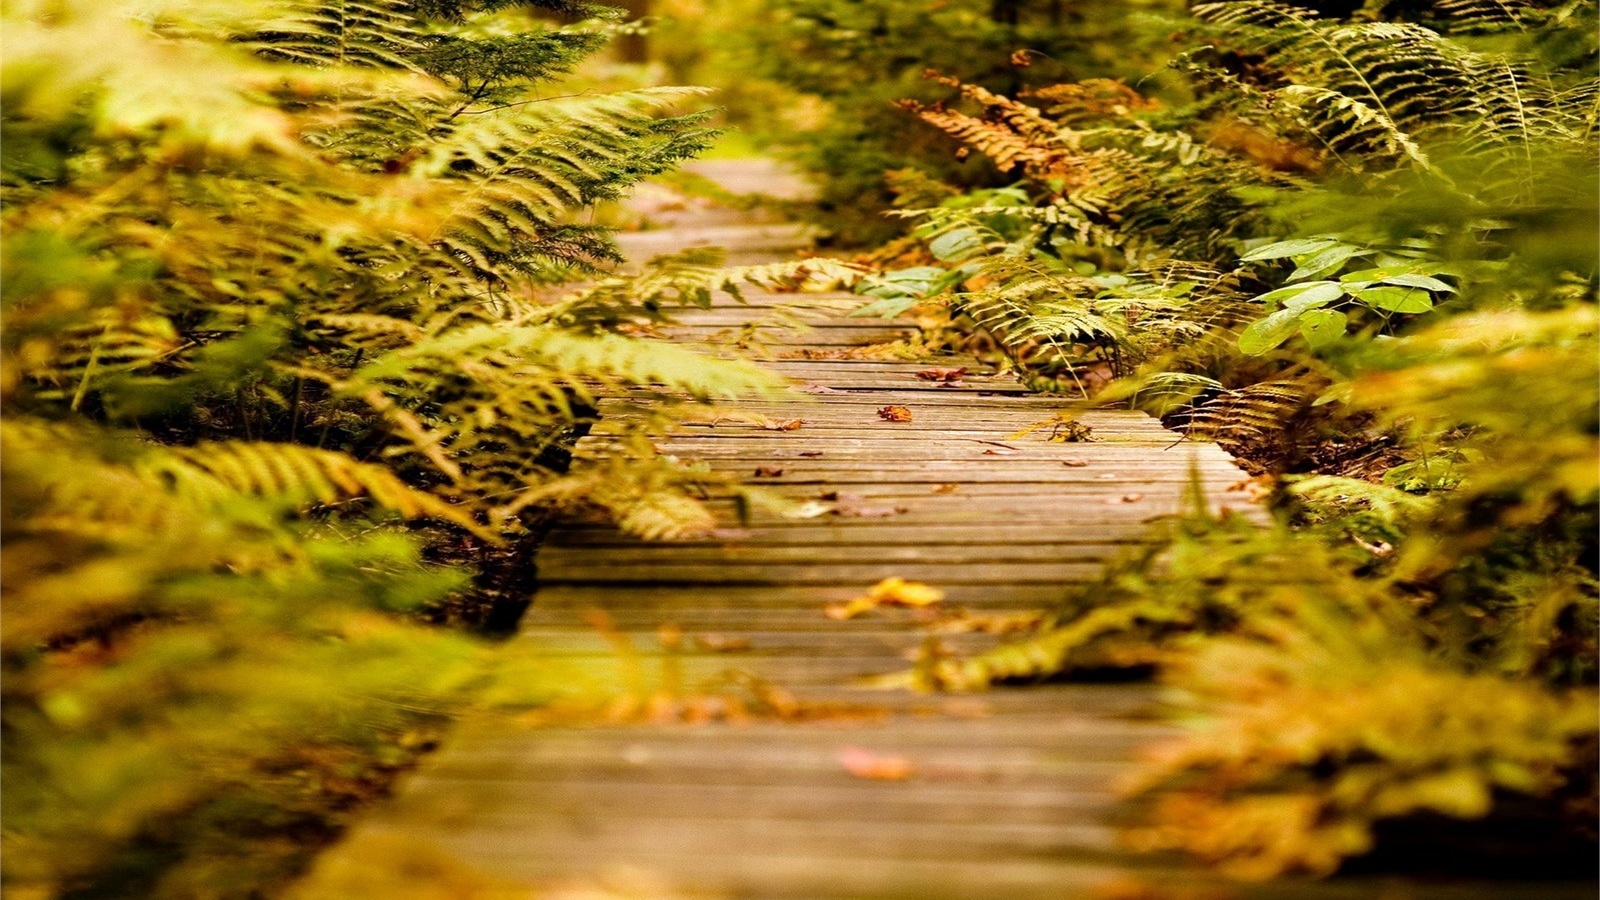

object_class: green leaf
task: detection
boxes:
[1381,273,1454,293]
[854,266,946,317]
[1239,237,1340,261]
[1238,307,1304,355]
[851,295,922,318]
[927,227,985,262]
[1340,267,1455,294]
[1254,281,1344,310]
[1288,244,1361,281]
[1352,285,1434,313]
[1298,308,1347,349]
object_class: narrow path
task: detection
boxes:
[300,164,1592,900]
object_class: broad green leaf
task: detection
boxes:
[1341,265,1410,284]
[1353,285,1434,313]
[1288,244,1362,281]
[1381,273,1454,293]
[853,266,945,317]
[1239,237,1340,261]
[1238,307,1304,355]
[851,295,921,318]
[1254,281,1343,310]
[927,227,985,262]
[1312,381,1354,407]
[1298,308,1347,349]
[1340,267,1455,294]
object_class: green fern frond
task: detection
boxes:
[147,441,488,535]
[4,419,487,538]
[246,0,429,71]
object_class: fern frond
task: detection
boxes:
[1184,380,1316,458]
[553,250,867,327]
[145,441,488,535]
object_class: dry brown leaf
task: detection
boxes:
[799,450,825,457]
[834,503,907,518]
[819,490,865,502]
[1106,493,1145,504]
[931,483,960,493]
[753,466,785,477]
[877,405,913,423]
[693,634,753,653]
[797,382,842,394]
[915,366,968,382]
[1062,457,1090,467]
[761,418,806,431]
[1006,413,1096,443]
[837,746,914,781]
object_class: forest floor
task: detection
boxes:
[295,161,1595,900]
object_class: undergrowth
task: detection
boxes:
[0,0,860,894]
[853,0,1599,878]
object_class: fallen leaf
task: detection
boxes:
[834,503,907,518]
[1105,493,1145,504]
[753,466,785,477]
[761,418,806,431]
[1006,413,1097,442]
[837,746,914,781]
[931,483,960,493]
[799,450,825,457]
[819,490,865,502]
[867,576,945,606]
[693,634,753,653]
[915,366,968,382]
[877,405,913,423]
[1061,457,1090,467]
[824,576,946,620]
[782,500,834,519]
[824,600,865,620]
[825,598,864,621]
[1049,420,1096,442]
[982,448,1017,456]
[797,382,842,394]
[1227,475,1274,502]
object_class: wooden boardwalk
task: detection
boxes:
[300,172,1593,900]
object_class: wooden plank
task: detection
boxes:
[536,560,1108,585]
[536,542,1141,565]
[528,584,1075,608]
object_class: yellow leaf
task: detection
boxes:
[867,576,946,607]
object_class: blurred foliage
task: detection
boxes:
[654,0,1186,243]
[0,0,860,894]
[857,0,1599,878]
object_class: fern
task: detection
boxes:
[0,0,768,892]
